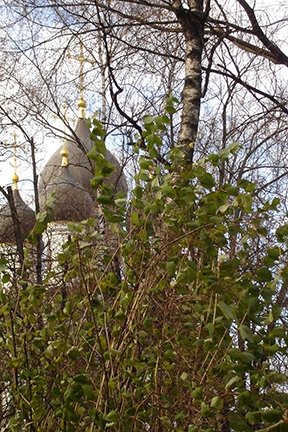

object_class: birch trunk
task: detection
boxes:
[173,0,205,163]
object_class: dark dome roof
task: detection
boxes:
[0,190,36,244]
[39,165,96,222]
[39,118,127,195]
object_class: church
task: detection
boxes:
[0,84,127,284]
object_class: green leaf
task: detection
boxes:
[229,142,240,155]
[180,372,188,381]
[82,384,94,401]
[85,118,91,129]
[155,115,170,126]
[267,247,280,260]
[241,234,249,244]
[2,273,10,284]
[225,377,242,390]
[115,310,126,322]
[0,292,7,303]
[239,325,254,343]
[97,195,114,206]
[168,94,179,104]
[67,347,82,360]
[271,197,280,209]
[219,148,230,160]
[200,402,210,418]
[217,204,229,213]
[143,115,154,124]
[269,326,285,338]
[256,267,272,282]
[262,409,283,423]
[36,210,48,222]
[229,416,251,432]
[114,197,126,207]
[264,256,275,268]
[34,221,47,235]
[45,193,56,208]
[106,411,119,421]
[219,301,234,320]
[241,352,255,363]
[28,314,37,323]
[237,179,255,192]
[175,411,186,420]
[191,387,202,399]
[226,186,238,196]
[268,373,287,384]
[139,159,153,170]
[162,185,175,198]
[86,146,100,162]
[73,374,89,384]
[64,301,73,315]
[200,173,216,189]
[210,396,224,410]
[138,330,148,338]
[0,258,7,272]
[133,185,142,199]
[92,139,106,156]
[146,134,162,146]
[246,411,262,425]
[109,215,123,223]
[148,145,159,159]
[91,176,104,188]
[10,357,20,368]
[166,105,176,114]
[98,159,115,176]
[247,296,259,315]
[164,349,175,360]
[166,261,176,277]
[92,121,105,136]
[241,194,252,210]
[159,416,171,427]
[92,118,103,128]
[110,349,120,357]
[143,318,152,329]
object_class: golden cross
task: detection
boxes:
[9,133,21,190]
[67,42,95,118]
[60,104,69,167]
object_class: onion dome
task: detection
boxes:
[39,118,127,195]
[39,163,96,222]
[0,190,36,244]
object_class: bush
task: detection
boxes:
[1,106,288,432]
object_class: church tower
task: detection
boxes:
[0,42,127,289]
[39,42,127,199]
[37,43,127,285]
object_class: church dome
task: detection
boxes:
[39,164,96,222]
[39,118,127,195]
[0,190,36,244]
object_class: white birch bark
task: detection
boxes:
[173,0,205,163]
